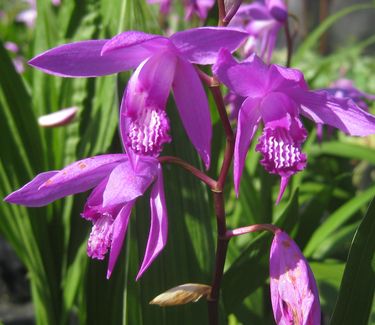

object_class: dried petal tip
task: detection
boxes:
[150,283,211,307]
[38,107,78,128]
[87,213,114,260]
[127,107,171,157]
[270,231,321,325]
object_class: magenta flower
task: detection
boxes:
[147,0,214,21]
[270,230,320,325]
[213,49,375,202]
[148,0,172,15]
[316,78,375,142]
[5,152,168,280]
[29,28,247,168]
[230,0,287,62]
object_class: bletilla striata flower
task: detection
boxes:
[229,0,287,63]
[213,49,375,202]
[316,78,375,141]
[147,0,214,21]
[29,27,247,169]
[270,231,321,325]
[5,151,168,280]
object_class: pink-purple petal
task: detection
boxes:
[5,155,126,207]
[102,159,158,207]
[234,97,261,195]
[29,40,146,77]
[213,49,268,98]
[172,57,212,169]
[136,164,168,280]
[124,51,177,117]
[101,31,170,56]
[37,106,78,128]
[291,90,375,136]
[270,231,320,325]
[106,201,135,279]
[4,171,59,207]
[170,27,248,65]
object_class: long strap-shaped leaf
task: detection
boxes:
[330,198,375,325]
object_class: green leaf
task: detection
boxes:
[330,198,375,325]
[304,185,375,257]
[310,141,375,165]
[293,4,375,64]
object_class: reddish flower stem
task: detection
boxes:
[158,156,217,189]
[217,0,226,26]
[284,16,293,68]
[200,3,235,315]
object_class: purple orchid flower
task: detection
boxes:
[147,0,172,15]
[316,78,375,142]
[147,0,214,21]
[213,49,375,202]
[230,0,287,63]
[270,230,320,325]
[28,27,248,169]
[5,152,168,280]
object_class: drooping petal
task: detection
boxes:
[213,49,268,98]
[106,201,135,279]
[234,97,262,195]
[81,177,108,221]
[270,231,320,325]
[102,158,158,207]
[172,56,212,169]
[29,35,162,78]
[5,155,126,207]
[136,164,168,280]
[170,27,248,65]
[290,89,375,136]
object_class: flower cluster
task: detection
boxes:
[5,1,375,324]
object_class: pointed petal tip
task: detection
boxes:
[106,269,112,280]
[275,176,289,204]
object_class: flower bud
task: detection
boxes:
[270,231,321,325]
[150,283,211,307]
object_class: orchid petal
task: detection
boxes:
[172,56,212,169]
[106,201,135,279]
[28,37,158,78]
[5,171,58,207]
[103,159,158,207]
[213,48,268,98]
[266,0,288,21]
[276,176,289,205]
[101,31,169,56]
[270,231,320,325]
[124,51,177,117]
[170,27,248,65]
[234,97,261,195]
[267,64,308,92]
[37,107,78,128]
[136,164,168,280]
[5,155,126,207]
[291,90,375,136]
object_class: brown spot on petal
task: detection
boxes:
[282,240,291,248]
[44,179,53,186]
[78,162,87,169]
